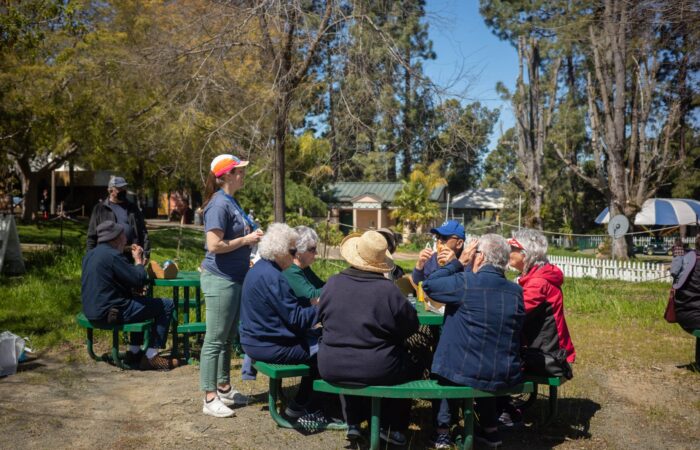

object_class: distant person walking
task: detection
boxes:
[87,176,150,260]
[199,154,263,418]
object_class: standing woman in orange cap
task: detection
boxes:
[199,154,263,418]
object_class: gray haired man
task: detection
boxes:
[87,175,150,259]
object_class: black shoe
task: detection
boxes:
[296,410,329,431]
[346,424,362,441]
[124,350,143,365]
[475,428,502,448]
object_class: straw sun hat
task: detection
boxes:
[340,230,395,274]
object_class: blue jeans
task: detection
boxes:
[120,297,174,349]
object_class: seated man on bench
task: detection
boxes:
[423,234,525,449]
[81,220,177,370]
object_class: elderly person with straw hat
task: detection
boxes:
[318,231,420,446]
[240,223,328,426]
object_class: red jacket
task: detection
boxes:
[518,263,576,363]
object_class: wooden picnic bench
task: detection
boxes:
[75,312,152,370]
[314,378,534,450]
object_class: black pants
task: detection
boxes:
[432,375,509,429]
[338,353,423,431]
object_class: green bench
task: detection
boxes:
[75,312,152,370]
[177,322,206,362]
[518,375,568,425]
[314,379,534,450]
[253,361,347,431]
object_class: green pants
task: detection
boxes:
[199,270,242,392]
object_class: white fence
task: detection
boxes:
[548,255,670,283]
[548,235,694,250]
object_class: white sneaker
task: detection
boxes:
[217,388,249,407]
[202,397,235,418]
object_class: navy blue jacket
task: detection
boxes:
[423,260,524,391]
[81,243,148,320]
[240,258,319,348]
[318,267,419,383]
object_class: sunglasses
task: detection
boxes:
[307,247,317,254]
[289,248,298,256]
[436,235,457,243]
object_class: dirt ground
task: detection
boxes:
[1,335,698,450]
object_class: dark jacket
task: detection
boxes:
[86,199,150,257]
[240,258,319,348]
[318,267,419,384]
[81,243,149,321]
[518,263,576,363]
[423,260,524,391]
[671,250,697,290]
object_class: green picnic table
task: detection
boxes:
[150,270,203,361]
[415,301,445,326]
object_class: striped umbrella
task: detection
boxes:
[595,198,700,225]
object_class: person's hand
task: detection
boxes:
[131,244,145,265]
[459,238,479,266]
[416,248,434,270]
[245,229,264,246]
[437,247,456,266]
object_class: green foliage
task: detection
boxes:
[391,162,446,233]
[314,221,344,247]
[285,213,315,228]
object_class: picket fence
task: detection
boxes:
[547,255,670,283]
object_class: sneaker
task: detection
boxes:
[346,424,362,441]
[296,410,329,431]
[284,401,308,419]
[497,411,523,429]
[379,428,407,446]
[139,354,179,370]
[202,397,235,418]
[474,428,502,448]
[217,388,249,407]
[432,430,452,449]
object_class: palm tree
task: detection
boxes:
[391,161,447,240]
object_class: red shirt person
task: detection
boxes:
[509,231,575,364]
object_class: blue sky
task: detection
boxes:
[424,0,518,149]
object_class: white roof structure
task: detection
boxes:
[451,188,504,210]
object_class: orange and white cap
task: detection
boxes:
[210,154,249,177]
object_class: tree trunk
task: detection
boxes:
[273,90,290,222]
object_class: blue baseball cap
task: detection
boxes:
[430,220,465,240]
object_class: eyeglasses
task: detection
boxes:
[289,248,297,256]
[436,235,456,243]
[307,247,317,254]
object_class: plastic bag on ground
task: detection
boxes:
[0,331,25,377]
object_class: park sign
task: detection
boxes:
[0,214,26,275]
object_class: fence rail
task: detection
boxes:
[548,255,670,282]
[548,235,695,250]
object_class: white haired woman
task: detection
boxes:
[240,223,325,423]
[283,226,325,306]
[199,154,263,418]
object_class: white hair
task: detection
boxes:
[294,226,318,254]
[512,229,548,272]
[477,234,510,271]
[258,223,299,260]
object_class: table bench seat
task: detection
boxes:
[75,312,152,370]
[314,379,534,450]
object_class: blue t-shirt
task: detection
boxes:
[200,192,251,282]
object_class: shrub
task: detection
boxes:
[315,221,344,246]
